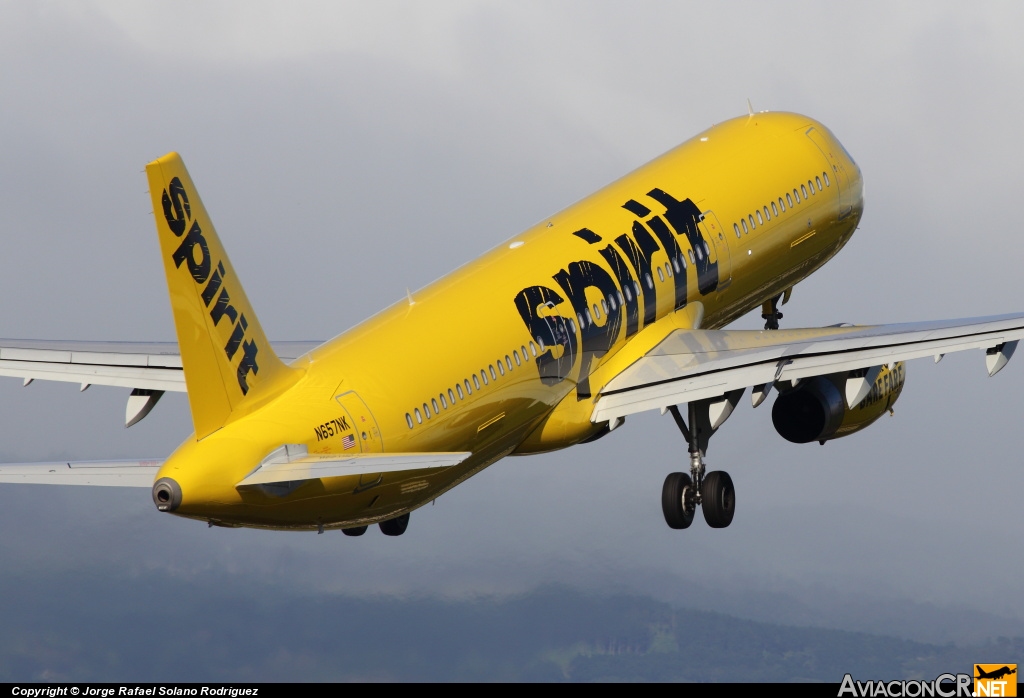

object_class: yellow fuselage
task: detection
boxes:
[157,111,865,530]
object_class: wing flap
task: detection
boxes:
[593,313,1024,423]
[237,445,471,487]
[0,460,162,487]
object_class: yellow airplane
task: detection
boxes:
[2,110,1022,534]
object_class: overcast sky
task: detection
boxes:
[0,0,1022,656]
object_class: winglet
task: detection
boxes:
[146,153,299,439]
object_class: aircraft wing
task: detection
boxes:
[0,459,163,487]
[0,339,322,425]
[592,313,1024,423]
[237,445,472,487]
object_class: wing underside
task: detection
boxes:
[592,313,1024,423]
[0,340,322,426]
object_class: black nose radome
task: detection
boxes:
[152,478,182,512]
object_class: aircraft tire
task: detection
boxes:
[702,471,735,528]
[342,526,368,537]
[662,472,695,529]
[379,513,410,537]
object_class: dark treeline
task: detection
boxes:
[0,574,1018,682]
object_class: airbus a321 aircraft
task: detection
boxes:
[1,111,1021,535]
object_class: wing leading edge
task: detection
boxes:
[0,460,163,487]
[592,313,1024,423]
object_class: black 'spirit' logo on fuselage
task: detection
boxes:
[515,189,716,396]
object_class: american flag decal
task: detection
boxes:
[342,433,356,450]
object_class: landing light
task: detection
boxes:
[509,241,524,249]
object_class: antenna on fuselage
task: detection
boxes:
[406,288,415,306]
[747,98,754,116]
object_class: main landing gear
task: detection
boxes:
[662,402,736,529]
[340,512,410,537]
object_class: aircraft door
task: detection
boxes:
[700,210,732,291]
[806,127,853,220]
[335,391,383,453]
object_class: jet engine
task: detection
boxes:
[772,362,906,444]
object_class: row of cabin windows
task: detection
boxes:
[733,172,831,238]
[402,237,720,431]
[405,340,541,429]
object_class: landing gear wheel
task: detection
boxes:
[662,472,696,529]
[701,471,735,528]
[379,513,410,537]
[342,526,367,537]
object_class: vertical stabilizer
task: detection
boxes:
[146,153,297,439]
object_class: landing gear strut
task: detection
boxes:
[762,293,784,330]
[662,403,736,529]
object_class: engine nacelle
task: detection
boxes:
[772,362,906,444]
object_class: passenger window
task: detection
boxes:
[741,219,748,234]
[673,256,681,273]
[703,241,710,255]
[755,210,763,225]
[807,180,814,195]
[734,223,741,238]
[786,193,793,207]
[601,299,609,314]
[497,361,505,376]
[624,285,632,302]
[464,379,472,395]
[506,355,513,371]
[406,413,414,429]
[617,291,624,305]
[793,189,800,203]
[608,295,617,311]
[575,314,584,330]
[657,266,665,283]
[778,197,785,212]
[521,345,528,359]
[480,370,488,386]
[431,398,439,414]
[748,214,756,229]
[823,172,830,186]
[592,304,600,320]
[537,336,546,351]
[514,350,522,366]
[529,341,538,356]
[696,245,704,261]
[763,206,770,221]
[439,394,447,409]
[645,273,654,289]
[800,184,808,198]
[633,280,641,296]
[449,388,456,403]
[815,176,822,191]
[456,383,465,399]
[489,365,496,380]
[473,374,481,390]
[423,403,431,419]
[664,262,672,278]
[415,408,423,424]
[771,201,778,216]
[688,248,696,263]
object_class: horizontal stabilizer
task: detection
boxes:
[0,460,162,487]
[237,445,470,487]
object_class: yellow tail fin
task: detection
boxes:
[146,153,298,439]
